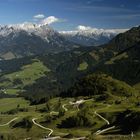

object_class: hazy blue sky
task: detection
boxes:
[0,0,140,30]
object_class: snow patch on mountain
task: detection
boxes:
[0,22,59,43]
[60,26,128,46]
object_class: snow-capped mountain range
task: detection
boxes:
[60,26,128,46]
[0,22,74,60]
[0,23,127,60]
[0,22,59,40]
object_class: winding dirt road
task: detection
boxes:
[32,118,53,137]
[0,117,18,126]
[94,105,116,135]
[95,126,115,135]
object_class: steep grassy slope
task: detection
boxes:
[60,73,138,99]
[106,26,140,52]
[2,60,50,86]
[0,59,51,97]
[96,41,140,86]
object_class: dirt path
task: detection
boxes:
[94,111,110,125]
[32,118,53,137]
[0,117,18,126]
[95,126,115,135]
[62,104,68,111]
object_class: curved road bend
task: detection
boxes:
[94,104,111,125]
[94,105,117,135]
[62,104,68,111]
[94,111,110,125]
[0,117,18,126]
[32,118,53,137]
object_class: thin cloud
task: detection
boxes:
[77,25,93,31]
[68,25,128,33]
[34,14,45,19]
[40,16,66,25]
